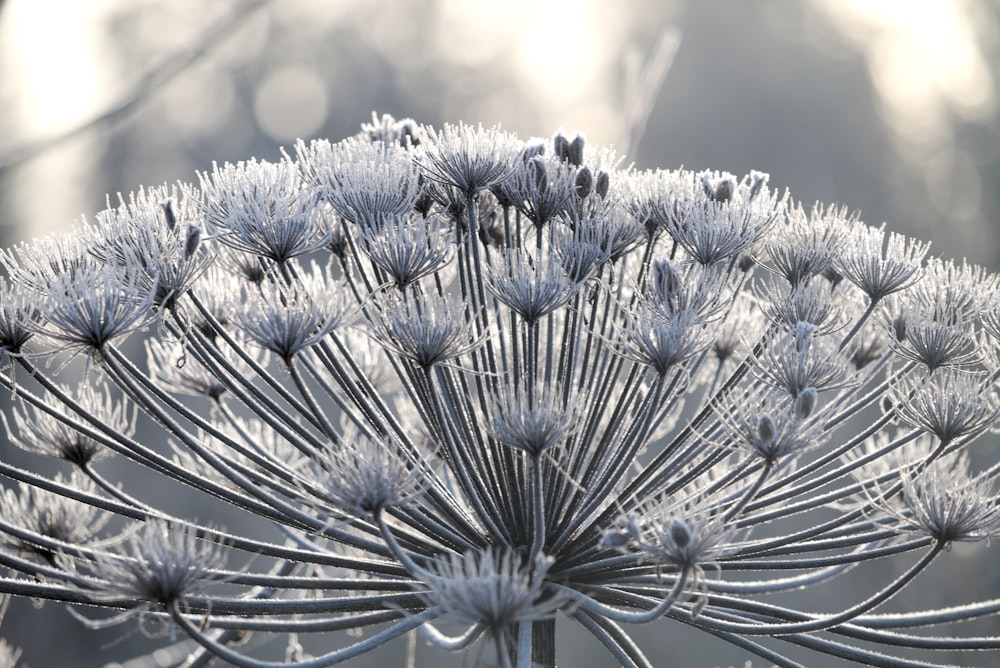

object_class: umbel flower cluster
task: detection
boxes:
[1,114,1000,667]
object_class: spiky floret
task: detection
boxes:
[0,475,110,563]
[892,371,1000,444]
[6,382,129,466]
[872,455,1000,546]
[416,122,520,196]
[415,548,566,655]
[0,276,37,360]
[80,520,226,608]
[31,262,155,357]
[299,136,422,233]
[486,247,582,324]
[304,433,429,518]
[765,203,851,287]
[358,213,455,289]
[836,224,929,303]
[235,262,353,361]
[365,292,481,368]
[197,158,329,264]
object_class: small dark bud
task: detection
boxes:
[748,170,769,200]
[601,530,630,549]
[714,179,735,203]
[738,253,755,272]
[575,166,593,199]
[568,133,586,166]
[523,141,545,161]
[652,258,683,312]
[794,387,818,420]
[183,222,202,259]
[399,122,419,148]
[595,170,610,199]
[669,520,691,549]
[891,315,907,342]
[160,199,178,231]
[553,133,571,162]
[757,413,777,446]
[528,156,548,193]
[700,174,716,199]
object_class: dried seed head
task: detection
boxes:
[893,371,1000,444]
[306,434,428,517]
[83,520,226,607]
[418,548,565,634]
[416,122,519,196]
[366,292,481,368]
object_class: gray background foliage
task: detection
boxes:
[0,1,998,666]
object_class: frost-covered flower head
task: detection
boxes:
[197,158,329,264]
[2,115,1000,668]
[303,433,430,518]
[0,276,37,364]
[892,370,1000,445]
[6,382,130,466]
[416,122,520,196]
[890,458,1000,546]
[0,475,110,564]
[416,548,565,644]
[72,520,227,640]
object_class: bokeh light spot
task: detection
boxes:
[254,66,328,141]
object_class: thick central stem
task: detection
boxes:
[532,619,556,667]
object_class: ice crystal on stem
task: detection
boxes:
[2,114,1000,668]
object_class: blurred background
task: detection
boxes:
[0,0,998,666]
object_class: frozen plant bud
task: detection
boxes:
[747,170,769,200]
[651,257,683,306]
[553,131,571,162]
[575,165,593,198]
[568,133,586,166]
[795,387,818,420]
[595,169,610,198]
[529,155,548,192]
[523,140,546,160]
[183,221,202,259]
[756,413,777,446]
[668,519,692,549]
[160,198,178,231]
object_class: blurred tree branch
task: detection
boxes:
[0,0,269,174]
[620,28,681,158]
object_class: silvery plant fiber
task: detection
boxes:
[1,114,999,668]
